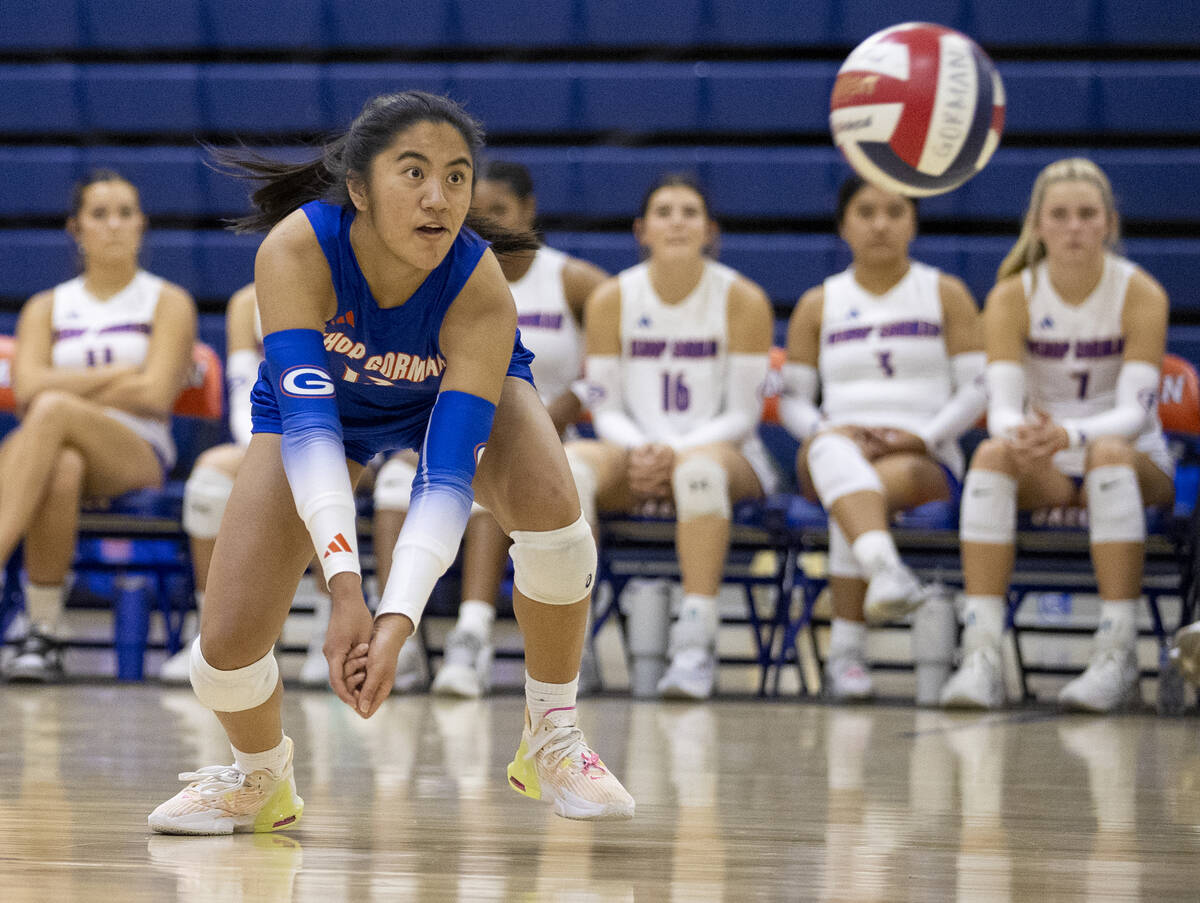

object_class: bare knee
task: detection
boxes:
[968,438,1018,474]
[22,389,81,434]
[1085,436,1135,470]
[193,443,243,477]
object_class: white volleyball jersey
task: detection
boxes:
[619,260,736,439]
[819,262,962,465]
[50,270,175,469]
[510,246,582,405]
[52,271,162,370]
[617,260,777,491]
[1023,254,1168,476]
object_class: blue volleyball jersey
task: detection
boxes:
[251,200,535,460]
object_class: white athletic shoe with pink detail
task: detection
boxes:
[148,737,303,835]
[506,707,634,821]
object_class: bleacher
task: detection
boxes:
[1,0,1198,694]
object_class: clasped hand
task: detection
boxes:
[627,443,674,501]
[1009,409,1069,471]
[323,572,415,718]
[837,425,927,461]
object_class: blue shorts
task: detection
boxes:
[250,354,536,466]
[938,462,963,502]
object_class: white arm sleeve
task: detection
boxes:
[778,361,821,442]
[1061,360,1159,448]
[919,351,988,448]
[279,430,360,582]
[226,349,261,448]
[669,353,768,450]
[986,360,1028,439]
[586,354,648,448]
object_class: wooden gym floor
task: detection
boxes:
[1,685,1200,901]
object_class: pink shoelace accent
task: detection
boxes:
[580,751,605,776]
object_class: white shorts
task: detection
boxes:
[1052,430,1174,481]
[103,408,176,472]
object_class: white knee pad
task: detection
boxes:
[565,450,598,526]
[827,519,863,579]
[1086,465,1146,543]
[510,513,597,605]
[189,638,280,713]
[960,469,1017,544]
[807,432,883,508]
[374,455,417,512]
[182,466,234,539]
[671,455,731,522]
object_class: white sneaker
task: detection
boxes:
[1170,621,1200,686]
[159,643,193,684]
[1059,644,1139,713]
[657,646,716,700]
[3,630,65,682]
[431,628,492,699]
[825,653,873,701]
[506,707,634,820]
[148,737,303,835]
[863,563,926,623]
[392,633,429,694]
[297,646,329,689]
[940,642,1005,709]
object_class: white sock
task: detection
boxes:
[963,595,1006,643]
[525,672,579,725]
[1096,600,1137,648]
[233,735,290,777]
[456,599,495,640]
[23,583,65,637]
[851,530,901,578]
[678,593,720,639]
[829,618,867,659]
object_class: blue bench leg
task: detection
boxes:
[114,575,150,681]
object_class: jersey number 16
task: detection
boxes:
[662,371,691,412]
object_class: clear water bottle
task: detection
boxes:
[623,578,672,698]
[911,584,958,706]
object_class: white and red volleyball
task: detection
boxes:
[830,22,1005,197]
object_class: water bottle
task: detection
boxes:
[911,584,957,706]
[623,578,672,698]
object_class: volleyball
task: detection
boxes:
[830,22,1005,197]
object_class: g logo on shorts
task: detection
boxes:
[281,366,335,397]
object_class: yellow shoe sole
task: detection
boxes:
[506,738,541,801]
[250,779,304,833]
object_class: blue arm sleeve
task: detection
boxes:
[377,390,496,628]
[264,328,360,581]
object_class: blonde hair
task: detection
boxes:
[995,157,1121,282]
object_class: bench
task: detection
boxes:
[770,354,1200,710]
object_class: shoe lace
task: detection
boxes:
[19,632,58,658]
[525,718,607,777]
[177,764,248,798]
[1087,645,1131,681]
[443,629,483,668]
